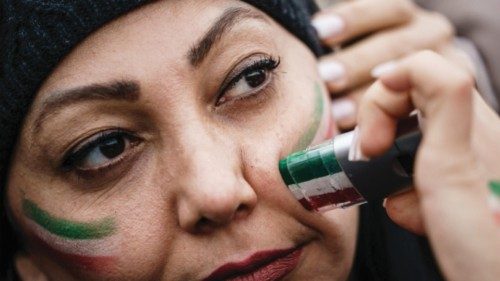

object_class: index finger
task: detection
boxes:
[357,50,474,157]
[313,0,416,45]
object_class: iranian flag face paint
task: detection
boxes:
[488,181,500,224]
[280,82,365,211]
[293,82,328,151]
[22,199,118,272]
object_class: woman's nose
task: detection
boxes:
[176,146,257,233]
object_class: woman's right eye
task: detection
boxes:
[216,55,280,106]
[63,131,139,172]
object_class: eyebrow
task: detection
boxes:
[32,7,268,134]
[188,6,269,66]
[33,80,140,134]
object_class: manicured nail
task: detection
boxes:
[312,15,345,39]
[348,126,370,162]
[318,60,346,82]
[332,99,356,121]
[371,60,398,78]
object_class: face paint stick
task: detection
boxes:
[279,116,421,212]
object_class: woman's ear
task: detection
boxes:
[15,252,48,281]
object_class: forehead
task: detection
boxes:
[37,0,269,96]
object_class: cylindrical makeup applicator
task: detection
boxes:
[279,116,421,211]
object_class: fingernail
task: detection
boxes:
[382,198,388,208]
[332,99,356,121]
[348,126,370,162]
[371,60,398,78]
[312,15,345,39]
[318,60,346,82]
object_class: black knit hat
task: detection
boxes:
[0,0,322,278]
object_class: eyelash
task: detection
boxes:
[60,55,281,177]
[61,130,140,175]
[216,55,280,105]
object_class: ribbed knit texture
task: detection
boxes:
[0,1,322,279]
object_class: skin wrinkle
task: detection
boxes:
[33,81,140,135]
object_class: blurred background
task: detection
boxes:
[315,0,500,112]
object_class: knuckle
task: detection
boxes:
[452,72,475,96]
[436,71,474,101]
[392,0,417,20]
[427,12,455,41]
[407,50,474,98]
[413,50,440,62]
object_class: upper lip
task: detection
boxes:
[203,246,301,281]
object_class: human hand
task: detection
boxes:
[313,0,473,131]
[356,50,500,281]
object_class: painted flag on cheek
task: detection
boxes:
[22,199,118,272]
[488,181,500,225]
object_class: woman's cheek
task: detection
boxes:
[307,82,336,147]
[20,198,121,276]
[289,81,334,153]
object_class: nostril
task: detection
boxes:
[193,203,251,233]
[233,204,250,220]
[195,217,213,233]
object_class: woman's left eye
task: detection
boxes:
[62,131,139,172]
[218,56,280,105]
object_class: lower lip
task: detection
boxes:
[212,247,303,281]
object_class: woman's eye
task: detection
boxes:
[84,136,125,167]
[218,56,280,105]
[63,131,138,171]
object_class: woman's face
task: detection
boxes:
[6,0,357,280]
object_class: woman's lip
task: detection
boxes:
[203,246,303,281]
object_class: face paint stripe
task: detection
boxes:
[23,199,116,240]
[489,181,500,197]
[494,213,500,224]
[26,220,117,256]
[488,182,500,225]
[29,232,116,272]
[294,83,325,151]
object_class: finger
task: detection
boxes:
[331,84,368,131]
[319,11,454,93]
[379,51,474,154]
[437,43,476,77]
[312,0,416,45]
[357,51,474,158]
[357,80,413,157]
[384,189,426,235]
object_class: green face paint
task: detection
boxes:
[489,181,500,197]
[293,82,324,151]
[22,199,116,240]
[489,181,500,224]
